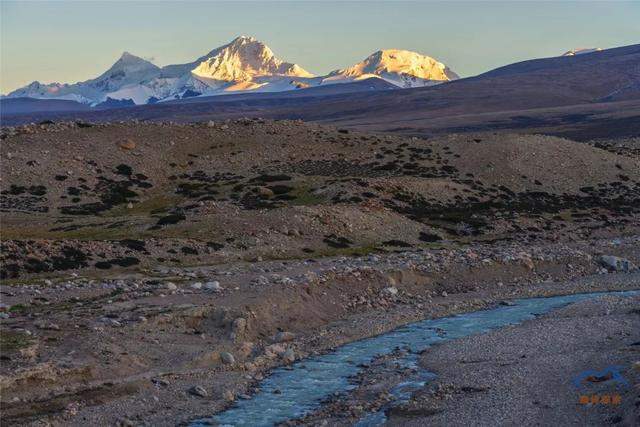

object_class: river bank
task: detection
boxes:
[390,292,640,426]
[280,281,640,426]
[1,236,639,426]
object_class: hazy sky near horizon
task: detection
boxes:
[1,0,638,93]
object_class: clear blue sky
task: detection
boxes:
[1,1,638,93]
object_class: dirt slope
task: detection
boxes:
[1,120,639,280]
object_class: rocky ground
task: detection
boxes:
[1,119,639,281]
[391,291,640,427]
[1,119,639,425]
[1,236,639,426]
[289,275,640,426]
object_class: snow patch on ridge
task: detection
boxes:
[562,48,603,56]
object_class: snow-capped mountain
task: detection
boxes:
[6,52,161,104]
[87,52,161,92]
[7,52,160,104]
[4,37,458,105]
[6,81,72,101]
[562,48,603,56]
[322,49,458,88]
[149,36,317,101]
[191,36,313,81]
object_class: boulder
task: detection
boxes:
[281,348,296,363]
[274,331,295,343]
[220,351,235,365]
[599,255,637,272]
[383,286,399,296]
[119,139,136,150]
[188,385,208,397]
[204,281,222,292]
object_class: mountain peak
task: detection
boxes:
[231,35,258,43]
[191,36,313,81]
[366,49,457,80]
[82,51,160,94]
[325,48,458,88]
[113,51,156,67]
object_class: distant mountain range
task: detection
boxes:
[4,42,635,141]
[3,36,459,106]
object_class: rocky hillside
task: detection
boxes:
[1,119,639,279]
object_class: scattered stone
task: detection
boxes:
[383,286,399,296]
[274,331,295,343]
[165,282,178,291]
[282,348,296,363]
[152,378,170,387]
[520,256,535,270]
[204,281,222,292]
[220,351,236,365]
[256,186,274,198]
[119,139,136,150]
[265,343,287,358]
[63,401,81,417]
[117,418,135,427]
[188,385,208,397]
[35,322,60,330]
[238,341,255,357]
[232,318,247,335]
[599,255,637,272]
[254,276,269,286]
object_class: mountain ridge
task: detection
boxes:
[5,42,637,141]
[4,36,456,105]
